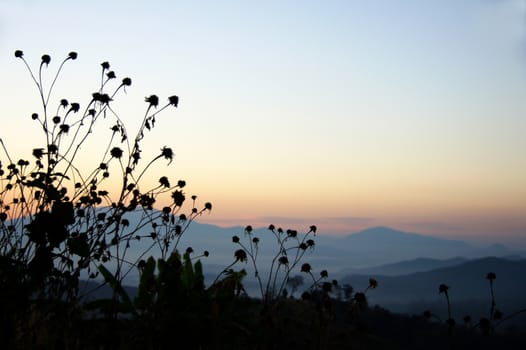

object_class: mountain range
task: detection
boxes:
[77,213,526,326]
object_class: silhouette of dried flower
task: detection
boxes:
[159,176,170,188]
[168,95,179,107]
[122,77,132,86]
[48,144,58,154]
[486,272,496,281]
[234,249,247,262]
[59,124,70,133]
[41,54,51,66]
[232,235,240,243]
[68,51,78,60]
[204,202,212,210]
[145,95,159,107]
[52,116,61,124]
[439,284,449,294]
[106,71,116,79]
[110,147,123,159]
[186,247,194,254]
[171,190,185,206]
[309,225,317,234]
[286,229,297,238]
[70,103,80,112]
[301,263,311,273]
[101,61,110,70]
[92,92,112,104]
[175,225,182,235]
[278,256,289,265]
[204,250,209,257]
[14,50,23,58]
[32,148,44,159]
[320,270,328,278]
[268,224,275,231]
[160,146,173,162]
[31,113,38,120]
[60,99,68,107]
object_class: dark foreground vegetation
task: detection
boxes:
[1,51,525,349]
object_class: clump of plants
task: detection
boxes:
[1,50,385,350]
[0,50,212,347]
[424,272,526,337]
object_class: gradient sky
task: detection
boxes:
[1,0,525,246]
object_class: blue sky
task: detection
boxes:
[1,0,525,246]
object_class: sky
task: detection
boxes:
[0,0,525,247]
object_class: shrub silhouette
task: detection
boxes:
[0,50,211,347]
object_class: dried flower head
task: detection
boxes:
[301,263,312,273]
[234,249,247,262]
[168,95,179,107]
[41,54,51,66]
[145,95,159,107]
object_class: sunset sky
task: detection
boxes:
[1,0,525,246]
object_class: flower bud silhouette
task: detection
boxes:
[278,256,289,265]
[159,176,170,188]
[168,95,179,107]
[41,54,51,66]
[14,50,23,58]
[171,190,185,207]
[301,263,311,273]
[70,103,80,113]
[439,284,449,294]
[234,249,247,262]
[145,95,159,107]
[160,146,173,162]
[486,272,496,281]
[68,51,78,60]
[110,147,123,159]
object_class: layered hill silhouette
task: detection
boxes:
[78,210,525,327]
[340,257,526,324]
